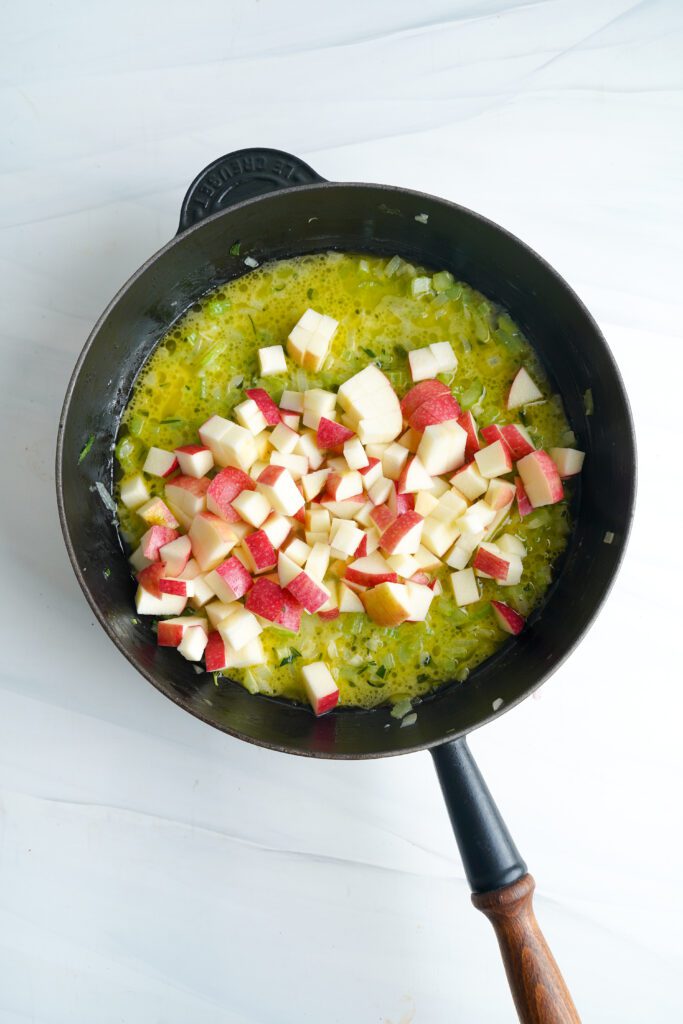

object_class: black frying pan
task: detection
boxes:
[56,148,636,1023]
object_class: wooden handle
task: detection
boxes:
[472,874,581,1024]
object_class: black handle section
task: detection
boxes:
[431,737,527,894]
[178,148,326,233]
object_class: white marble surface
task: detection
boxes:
[2,1,682,1020]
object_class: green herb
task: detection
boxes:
[307,287,315,300]
[367,680,386,688]
[103,567,111,579]
[78,434,95,464]
[131,617,140,625]
[247,315,257,338]
[230,242,241,256]
[213,672,222,686]
[279,648,302,666]
[160,417,182,425]
[375,665,387,679]
[361,347,376,359]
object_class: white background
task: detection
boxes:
[2,2,682,1021]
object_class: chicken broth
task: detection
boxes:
[116,252,575,710]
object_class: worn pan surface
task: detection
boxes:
[56,149,635,1023]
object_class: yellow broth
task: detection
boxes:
[116,252,574,708]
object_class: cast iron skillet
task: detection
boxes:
[57,148,635,1023]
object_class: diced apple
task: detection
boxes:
[508,367,543,409]
[382,442,410,481]
[302,388,337,430]
[409,393,462,431]
[502,424,535,459]
[398,427,421,453]
[189,512,237,571]
[358,457,383,490]
[404,581,435,622]
[174,444,214,479]
[269,451,308,479]
[549,447,585,478]
[456,500,497,535]
[361,582,413,626]
[258,344,287,376]
[280,412,300,431]
[140,525,179,561]
[337,365,402,444]
[261,512,291,550]
[284,539,312,566]
[450,461,487,501]
[278,550,303,588]
[387,553,420,579]
[159,535,191,577]
[206,467,254,522]
[317,417,354,450]
[137,497,179,529]
[445,529,484,570]
[301,661,339,716]
[217,605,262,651]
[491,600,526,635]
[475,441,513,479]
[120,474,150,510]
[344,552,398,587]
[387,486,414,519]
[157,615,208,647]
[485,478,516,510]
[330,520,364,559]
[178,625,208,662]
[430,341,458,373]
[286,571,329,613]
[496,554,524,586]
[319,494,366,519]
[245,578,286,623]
[280,390,304,413]
[343,437,368,470]
[352,501,375,528]
[417,420,467,476]
[400,380,450,420]
[318,581,340,621]
[187,570,215,609]
[338,582,365,612]
[450,568,480,607]
[414,545,443,572]
[199,416,258,470]
[380,511,424,555]
[368,476,393,506]
[231,489,271,528]
[136,563,165,598]
[457,411,481,459]
[269,422,300,454]
[305,542,331,582]
[164,475,209,520]
[135,585,186,617]
[249,460,269,482]
[288,310,338,372]
[473,543,511,581]
[414,490,439,517]
[301,468,330,502]
[497,533,526,557]
[421,517,460,558]
[205,555,253,602]
[370,504,395,533]
[396,455,433,496]
[205,600,238,628]
[480,424,509,449]
[432,488,468,523]
[277,591,303,632]
[517,450,564,507]
[515,476,533,517]
[326,470,363,501]
[293,431,324,471]
[408,346,440,382]
[246,388,281,426]
[143,446,178,478]
[241,530,277,574]
[256,465,305,517]
[306,508,331,533]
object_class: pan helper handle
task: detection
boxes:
[432,738,581,1024]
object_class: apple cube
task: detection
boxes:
[178,625,209,662]
[324,470,361,503]
[242,530,277,573]
[257,344,287,376]
[359,457,383,490]
[338,582,365,612]
[137,497,179,529]
[143,446,178,478]
[517,450,564,507]
[381,442,410,481]
[270,451,308,479]
[261,512,291,550]
[284,538,312,566]
[417,420,467,476]
[286,571,329,612]
[450,568,480,607]
[231,489,271,528]
[450,462,488,501]
[198,415,258,470]
[414,490,439,517]
[330,520,364,559]
[408,393,462,432]
[480,424,509,449]
[497,533,526,557]
[157,615,208,647]
[457,411,481,459]
[318,581,340,621]
[305,542,331,581]
[368,476,393,506]
[298,469,327,503]
[345,552,398,587]
[414,545,443,573]
[429,341,458,374]
[289,310,338,372]
[445,530,485,570]
[205,600,239,628]
[256,465,305,517]
[245,388,281,426]
[249,460,269,482]
[269,422,300,453]
[278,551,303,588]
[473,543,511,581]
[398,427,421,453]
[136,563,165,598]
[491,600,526,635]
[515,476,533,517]
[159,535,192,577]
[205,555,253,602]
[400,380,450,419]
[245,578,286,623]
[280,390,304,413]
[337,365,402,444]
[343,437,368,470]
[508,367,542,409]
[166,475,210,518]
[306,508,331,533]
[189,512,237,571]
[475,441,513,479]
[157,575,191,600]
[217,606,262,651]
[380,511,424,555]
[387,553,420,579]
[496,554,524,586]
[317,417,354,449]
[397,456,433,495]
[301,661,339,716]
[485,478,516,510]
[370,504,395,533]
[362,582,413,626]
[421,517,460,558]
[234,398,268,436]
[549,447,585,478]
[120,474,150,510]
[206,467,252,521]
[408,346,440,382]
[352,501,375,528]
[456,500,497,534]
[140,525,179,561]
[175,444,214,478]
[280,412,301,431]
[276,591,304,633]
[187,570,215,609]
[404,581,435,622]
[501,424,535,460]
[302,388,337,430]
[135,585,186,617]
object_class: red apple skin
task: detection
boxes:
[158,577,190,596]
[515,477,533,517]
[167,475,210,498]
[480,426,513,464]
[400,380,450,419]
[207,467,254,521]
[136,563,165,597]
[317,417,355,449]
[473,546,510,581]
[246,388,281,425]
[457,411,481,459]
[517,450,564,506]
[175,444,208,456]
[501,424,535,459]
[359,456,380,477]
[388,485,414,517]
[257,464,284,487]
[205,631,228,671]
[318,608,340,621]
[410,571,431,586]
[142,526,179,561]
[408,394,462,431]
[354,534,368,558]
[244,530,277,573]
[277,592,303,632]
[380,511,424,554]
[157,621,186,647]
[245,578,285,622]
[215,556,253,599]
[286,572,329,613]
[344,565,399,587]
[313,689,340,716]
[370,504,395,532]
[491,600,526,635]
[292,505,306,524]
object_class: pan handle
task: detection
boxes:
[177,148,326,233]
[432,738,580,1023]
